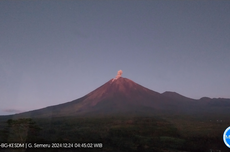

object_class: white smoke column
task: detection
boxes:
[112,70,123,82]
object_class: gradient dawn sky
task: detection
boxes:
[1,1,230,115]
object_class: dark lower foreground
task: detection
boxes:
[0,114,229,152]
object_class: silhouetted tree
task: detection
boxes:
[2,118,41,142]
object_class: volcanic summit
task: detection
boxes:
[10,71,230,118]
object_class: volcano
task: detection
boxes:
[10,77,230,118]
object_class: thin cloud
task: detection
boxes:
[2,109,22,114]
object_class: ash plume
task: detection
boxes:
[112,70,123,82]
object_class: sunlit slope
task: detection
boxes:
[9,77,230,118]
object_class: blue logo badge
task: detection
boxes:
[223,126,230,148]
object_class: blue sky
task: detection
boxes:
[0,0,230,115]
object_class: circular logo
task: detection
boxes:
[223,126,230,148]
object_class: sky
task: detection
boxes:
[0,0,230,115]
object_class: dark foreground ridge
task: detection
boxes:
[1,77,230,152]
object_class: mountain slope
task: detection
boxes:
[8,77,230,118]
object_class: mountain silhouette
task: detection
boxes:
[9,77,230,118]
